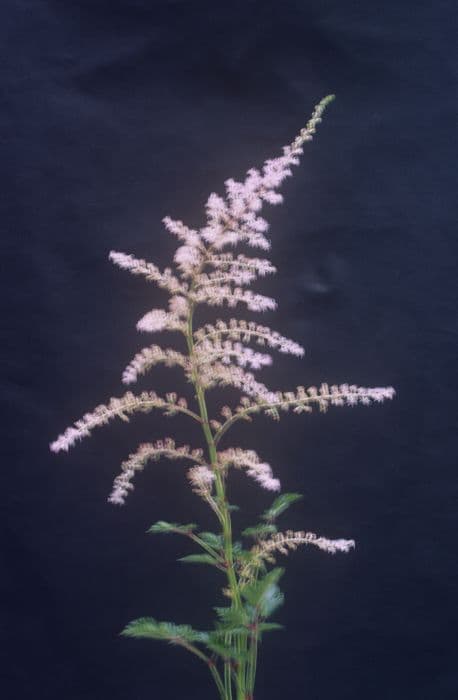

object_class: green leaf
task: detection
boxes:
[178,554,220,567]
[121,618,209,645]
[261,493,303,522]
[258,622,284,633]
[257,583,284,618]
[214,606,248,628]
[198,532,223,549]
[241,567,285,618]
[227,504,240,512]
[242,524,278,539]
[147,520,197,535]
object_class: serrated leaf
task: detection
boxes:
[178,554,220,567]
[242,524,278,539]
[147,521,197,535]
[227,504,240,512]
[214,606,248,628]
[261,493,303,522]
[235,550,254,562]
[121,618,209,645]
[257,583,284,618]
[258,622,284,633]
[198,532,223,549]
[241,567,284,616]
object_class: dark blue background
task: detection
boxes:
[2,1,457,698]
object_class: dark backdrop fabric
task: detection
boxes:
[2,1,457,698]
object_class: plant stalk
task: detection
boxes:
[186,308,248,699]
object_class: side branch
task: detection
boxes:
[121,345,190,385]
[50,391,202,453]
[109,250,187,295]
[109,439,205,505]
[214,384,395,445]
[240,530,355,582]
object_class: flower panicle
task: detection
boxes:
[200,363,278,403]
[207,252,276,277]
[251,529,355,565]
[194,319,305,357]
[158,96,335,284]
[109,250,187,295]
[218,447,280,492]
[122,345,190,385]
[195,96,335,259]
[232,383,396,419]
[136,296,190,335]
[49,391,196,454]
[108,439,205,505]
[239,527,355,581]
[195,339,272,370]
[191,285,277,312]
[187,465,216,498]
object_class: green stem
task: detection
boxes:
[181,642,226,700]
[246,628,259,696]
[224,659,233,700]
[186,307,247,699]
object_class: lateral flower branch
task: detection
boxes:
[50,95,394,700]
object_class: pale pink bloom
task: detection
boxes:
[201,363,278,403]
[51,96,395,541]
[122,345,189,385]
[195,339,272,370]
[254,530,355,560]
[50,391,191,453]
[207,253,276,277]
[109,439,204,505]
[169,295,189,317]
[162,216,201,247]
[196,269,257,288]
[136,309,185,333]
[187,465,215,497]
[240,212,269,233]
[194,319,304,357]
[261,190,283,205]
[218,447,280,492]
[109,251,186,294]
[174,244,202,275]
[205,192,228,220]
[193,286,277,312]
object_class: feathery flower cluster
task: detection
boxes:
[50,391,197,453]
[239,530,355,581]
[109,251,186,294]
[231,384,396,422]
[192,286,277,312]
[122,345,190,385]
[135,310,182,334]
[109,439,205,505]
[198,109,322,255]
[200,363,278,403]
[195,339,272,370]
[218,448,280,492]
[187,465,215,498]
[207,252,276,277]
[194,319,304,357]
[52,96,393,506]
[254,530,356,562]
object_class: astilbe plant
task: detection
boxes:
[50,95,394,700]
